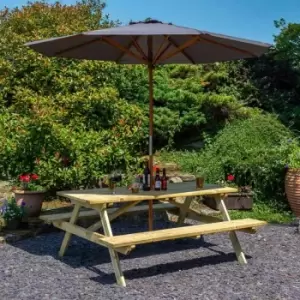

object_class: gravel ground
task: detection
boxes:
[0,221,300,300]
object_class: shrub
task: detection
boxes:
[0,197,25,222]
[0,87,146,191]
[164,114,295,203]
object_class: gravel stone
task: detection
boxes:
[0,222,299,300]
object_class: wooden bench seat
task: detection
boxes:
[40,203,178,222]
[104,218,266,248]
[51,184,267,287]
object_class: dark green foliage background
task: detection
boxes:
[1,1,300,203]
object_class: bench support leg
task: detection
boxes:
[215,196,247,265]
[177,196,193,226]
[87,201,142,232]
[59,203,81,257]
[99,206,126,287]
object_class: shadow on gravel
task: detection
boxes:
[12,233,223,266]
[89,252,246,285]
[11,231,251,285]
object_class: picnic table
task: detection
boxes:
[41,182,266,287]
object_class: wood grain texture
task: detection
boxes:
[53,221,133,255]
[40,203,177,222]
[103,218,266,248]
[58,203,81,257]
[216,196,247,264]
[99,207,126,287]
[171,210,257,234]
[57,182,238,205]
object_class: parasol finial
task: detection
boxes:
[129,18,172,25]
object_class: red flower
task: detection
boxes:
[227,174,235,181]
[19,174,30,182]
[31,174,39,180]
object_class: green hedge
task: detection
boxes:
[163,114,295,203]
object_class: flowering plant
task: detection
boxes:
[0,197,25,222]
[217,173,252,193]
[227,174,235,182]
[12,173,45,191]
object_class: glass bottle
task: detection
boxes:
[154,168,161,191]
[161,168,168,191]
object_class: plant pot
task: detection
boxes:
[14,190,46,218]
[285,168,300,217]
[5,219,21,230]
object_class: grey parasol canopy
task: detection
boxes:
[26,21,271,64]
[26,20,271,230]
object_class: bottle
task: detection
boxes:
[161,168,168,191]
[142,161,151,191]
[139,174,143,190]
[154,168,161,191]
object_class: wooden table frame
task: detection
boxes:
[51,184,266,287]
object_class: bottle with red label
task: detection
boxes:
[154,168,161,191]
[161,168,168,191]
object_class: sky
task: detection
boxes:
[2,0,300,44]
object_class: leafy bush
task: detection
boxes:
[163,114,295,203]
[2,1,300,203]
[0,87,146,191]
[0,197,25,222]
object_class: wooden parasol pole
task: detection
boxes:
[148,35,154,231]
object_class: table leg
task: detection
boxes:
[87,201,142,232]
[59,203,81,257]
[215,195,247,265]
[99,206,126,287]
[177,196,193,225]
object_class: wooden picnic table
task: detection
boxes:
[41,182,266,287]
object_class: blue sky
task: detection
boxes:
[2,0,300,43]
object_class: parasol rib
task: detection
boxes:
[153,35,169,63]
[168,36,195,64]
[153,41,172,64]
[54,37,102,56]
[116,37,139,63]
[200,36,257,57]
[102,36,147,63]
[156,36,199,63]
[131,36,147,60]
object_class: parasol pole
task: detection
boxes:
[148,35,154,231]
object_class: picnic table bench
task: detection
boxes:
[40,182,266,287]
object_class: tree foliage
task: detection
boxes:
[1,2,300,197]
[0,1,145,190]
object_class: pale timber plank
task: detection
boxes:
[40,209,98,222]
[58,203,81,257]
[170,210,257,234]
[99,207,126,287]
[53,221,133,255]
[40,203,177,223]
[177,196,193,225]
[103,218,267,248]
[216,196,248,265]
[87,201,142,231]
[153,187,237,200]
[57,183,238,205]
